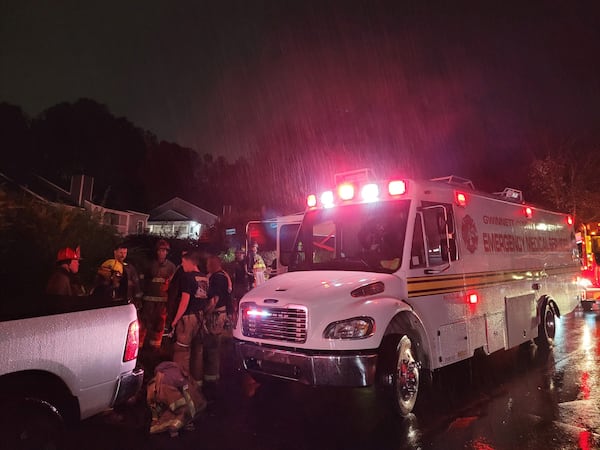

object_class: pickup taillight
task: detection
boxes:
[123,320,140,362]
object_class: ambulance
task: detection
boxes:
[233,172,581,416]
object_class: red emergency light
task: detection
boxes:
[307,194,317,208]
[524,207,533,219]
[455,191,467,207]
[467,293,479,304]
[567,215,574,226]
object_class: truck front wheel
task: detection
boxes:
[379,334,420,417]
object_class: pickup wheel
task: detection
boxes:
[0,398,65,450]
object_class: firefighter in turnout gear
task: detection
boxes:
[46,246,84,296]
[140,239,177,350]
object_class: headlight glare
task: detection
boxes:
[323,317,375,339]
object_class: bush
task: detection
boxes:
[0,187,122,296]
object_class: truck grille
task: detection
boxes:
[241,303,307,343]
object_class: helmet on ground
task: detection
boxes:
[156,239,170,251]
[56,246,81,263]
[98,259,124,279]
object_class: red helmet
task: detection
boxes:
[56,246,81,262]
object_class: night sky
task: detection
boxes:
[2,0,600,189]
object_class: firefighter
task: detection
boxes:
[246,242,267,287]
[140,239,177,350]
[170,250,209,400]
[112,242,142,304]
[204,255,232,386]
[46,246,84,296]
[231,247,248,322]
[92,258,124,299]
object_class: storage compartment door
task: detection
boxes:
[504,293,536,348]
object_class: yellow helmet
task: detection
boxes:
[98,259,124,279]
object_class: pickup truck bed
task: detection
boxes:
[0,295,143,448]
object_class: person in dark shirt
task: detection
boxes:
[171,250,209,404]
[231,247,248,319]
[204,255,232,384]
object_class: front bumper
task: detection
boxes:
[112,367,144,406]
[235,340,377,387]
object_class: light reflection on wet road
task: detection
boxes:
[76,306,600,450]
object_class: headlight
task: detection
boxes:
[323,317,375,339]
[579,278,593,288]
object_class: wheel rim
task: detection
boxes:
[544,308,556,340]
[395,337,419,413]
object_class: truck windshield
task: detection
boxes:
[289,200,410,273]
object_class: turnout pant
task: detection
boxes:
[173,312,204,385]
[139,299,168,349]
[204,307,227,382]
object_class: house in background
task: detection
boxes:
[1,173,149,236]
[147,197,218,239]
[68,175,149,235]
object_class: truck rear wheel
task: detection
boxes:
[535,301,556,349]
[0,398,65,450]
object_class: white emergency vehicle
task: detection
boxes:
[233,172,581,416]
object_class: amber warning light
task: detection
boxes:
[388,180,406,196]
[338,183,355,201]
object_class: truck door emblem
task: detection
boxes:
[462,215,478,253]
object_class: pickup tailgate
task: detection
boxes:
[0,300,141,419]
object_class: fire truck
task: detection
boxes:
[233,171,581,416]
[577,223,600,310]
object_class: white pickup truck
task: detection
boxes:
[0,295,144,448]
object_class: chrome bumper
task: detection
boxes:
[112,367,144,406]
[235,340,377,387]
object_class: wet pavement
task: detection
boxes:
[68,305,600,450]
